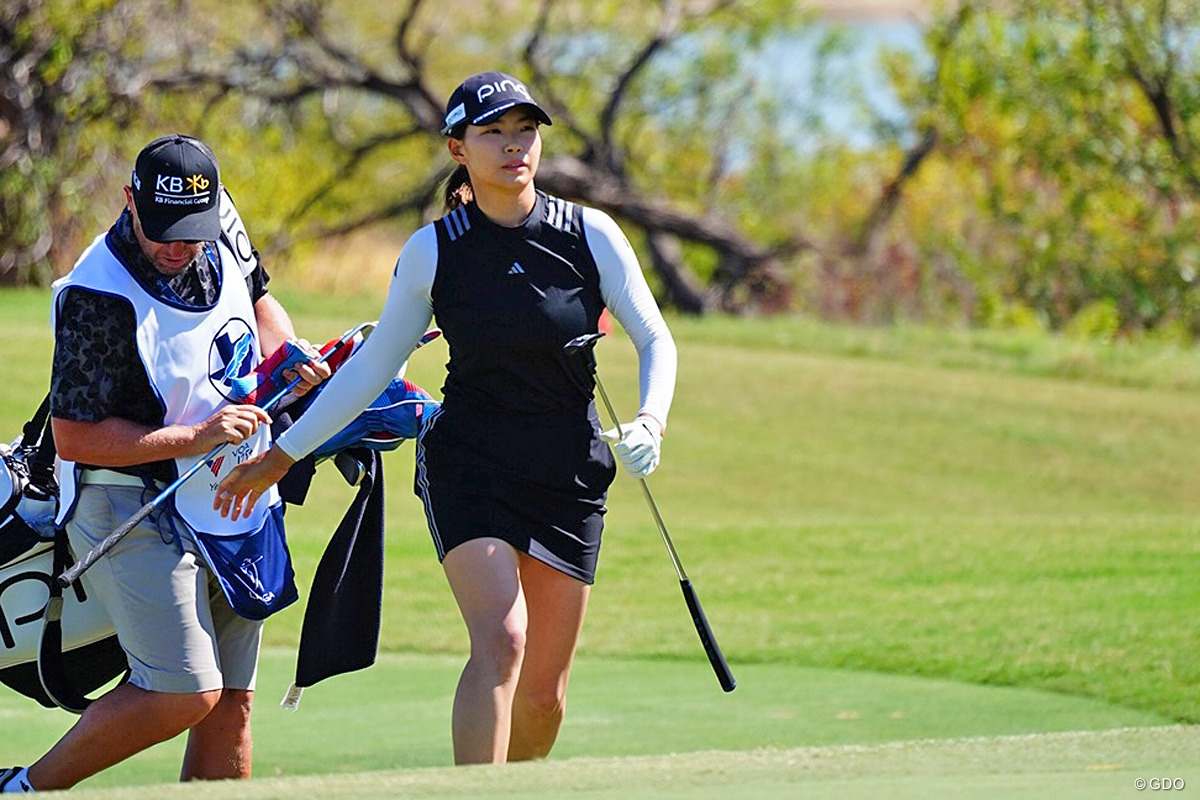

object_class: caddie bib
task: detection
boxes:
[51,234,280,536]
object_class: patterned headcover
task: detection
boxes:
[309,378,440,461]
[228,328,371,407]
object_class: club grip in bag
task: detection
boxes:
[680,578,736,692]
[57,500,156,587]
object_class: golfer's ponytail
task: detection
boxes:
[444,165,473,212]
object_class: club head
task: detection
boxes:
[333,451,366,487]
[563,332,606,356]
[418,328,442,348]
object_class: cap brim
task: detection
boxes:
[471,102,553,128]
[139,204,221,243]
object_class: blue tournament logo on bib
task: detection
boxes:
[209,318,257,402]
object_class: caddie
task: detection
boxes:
[0,134,329,793]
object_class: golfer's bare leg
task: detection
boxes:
[181,688,254,780]
[25,683,220,790]
[507,554,590,761]
[443,538,527,764]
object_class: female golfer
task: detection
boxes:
[215,70,677,764]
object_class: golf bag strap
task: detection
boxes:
[29,411,57,496]
[36,529,126,714]
[17,391,57,497]
[19,392,50,450]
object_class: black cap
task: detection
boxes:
[440,71,553,136]
[130,134,221,242]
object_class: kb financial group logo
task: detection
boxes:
[152,172,212,207]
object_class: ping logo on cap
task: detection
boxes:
[477,78,532,103]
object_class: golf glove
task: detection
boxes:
[601,416,663,478]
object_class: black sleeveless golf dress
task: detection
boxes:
[414,192,616,583]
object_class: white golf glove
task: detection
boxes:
[601,415,663,478]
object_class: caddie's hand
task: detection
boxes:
[280,338,331,398]
[213,446,296,521]
[193,405,272,453]
[600,415,663,478]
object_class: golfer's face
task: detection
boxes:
[124,186,204,276]
[454,108,542,193]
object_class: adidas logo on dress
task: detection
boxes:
[508,262,525,275]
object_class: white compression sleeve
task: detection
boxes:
[582,206,678,430]
[275,225,437,460]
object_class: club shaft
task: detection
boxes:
[593,375,687,579]
[636,478,687,581]
[592,370,734,691]
[591,375,624,440]
[57,495,158,586]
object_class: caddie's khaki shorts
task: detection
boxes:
[64,482,262,694]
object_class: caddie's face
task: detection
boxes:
[123,186,203,276]
[449,108,542,194]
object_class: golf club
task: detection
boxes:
[57,321,405,588]
[563,332,736,692]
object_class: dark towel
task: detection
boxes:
[293,448,385,688]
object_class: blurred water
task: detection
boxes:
[759,19,929,149]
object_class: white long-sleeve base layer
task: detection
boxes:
[276,206,677,461]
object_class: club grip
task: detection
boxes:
[680,578,736,692]
[57,499,156,587]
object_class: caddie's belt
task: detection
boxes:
[77,468,163,489]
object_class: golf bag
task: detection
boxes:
[0,395,128,713]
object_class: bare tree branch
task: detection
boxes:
[538,154,812,260]
[646,232,711,313]
[1110,0,1200,193]
[287,123,428,225]
[850,2,971,256]
[279,166,449,246]
[597,0,682,170]
[521,0,594,147]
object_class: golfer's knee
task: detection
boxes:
[155,688,222,731]
[519,685,566,724]
[474,624,526,682]
[209,689,253,727]
[185,688,224,722]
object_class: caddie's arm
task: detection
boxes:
[253,294,330,397]
[51,285,274,468]
[53,407,273,467]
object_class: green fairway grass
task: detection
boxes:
[3,285,1199,795]
[0,649,1175,790]
[9,723,1199,799]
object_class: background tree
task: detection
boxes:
[0,0,156,286]
[12,0,1200,336]
[881,0,1200,337]
[150,0,833,313]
